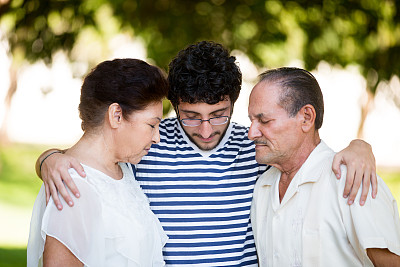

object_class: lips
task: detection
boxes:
[254,141,268,149]
[199,136,214,142]
[194,132,219,143]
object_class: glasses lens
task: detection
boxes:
[210,116,229,125]
[182,119,201,127]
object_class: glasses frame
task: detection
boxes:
[180,116,231,127]
[176,108,231,127]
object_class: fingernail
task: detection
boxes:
[336,174,340,179]
[68,201,73,206]
[360,200,365,206]
[343,194,348,198]
[57,205,62,210]
[348,200,353,205]
[75,193,80,198]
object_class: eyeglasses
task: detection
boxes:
[180,116,230,127]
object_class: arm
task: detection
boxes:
[43,236,83,267]
[332,139,377,206]
[367,248,400,267]
[35,149,85,210]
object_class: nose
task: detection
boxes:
[198,120,213,138]
[152,127,161,144]
[248,122,262,140]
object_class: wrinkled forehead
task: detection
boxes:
[249,82,283,112]
[251,80,282,100]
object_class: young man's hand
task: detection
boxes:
[332,139,377,206]
[36,149,85,210]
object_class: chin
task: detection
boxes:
[126,156,142,165]
[255,154,272,165]
[198,142,218,151]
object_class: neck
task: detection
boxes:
[275,133,321,202]
[66,131,122,180]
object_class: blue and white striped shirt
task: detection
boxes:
[135,118,267,266]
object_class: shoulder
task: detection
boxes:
[158,118,180,143]
[253,167,279,197]
[230,122,252,142]
[231,122,249,133]
[160,117,177,129]
[67,167,102,201]
[42,168,102,223]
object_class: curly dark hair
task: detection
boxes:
[167,41,242,109]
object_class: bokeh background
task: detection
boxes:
[1,0,400,266]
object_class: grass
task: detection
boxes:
[0,143,48,266]
[0,143,44,207]
[377,169,400,206]
[0,143,399,266]
[0,247,26,267]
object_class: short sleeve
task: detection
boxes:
[27,172,105,267]
[338,166,400,263]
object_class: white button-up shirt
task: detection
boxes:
[251,140,400,267]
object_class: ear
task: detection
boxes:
[108,103,123,129]
[299,104,316,133]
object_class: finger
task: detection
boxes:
[347,169,362,205]
[332,154,342,179]
[371,172,378,199]
[53,173,74,207]
[44,182,50,205]
[343,164,356,199]
[48,180,63,210]
[70,160,86,178]
[60,168,80,199]
[359,170,371,206]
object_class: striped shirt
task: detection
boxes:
[135,118,267,266]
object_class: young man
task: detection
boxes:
[249,67,400,266]
[37,41,377,266]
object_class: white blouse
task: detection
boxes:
[27,163,168,267]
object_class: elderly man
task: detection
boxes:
[249,67,400,266]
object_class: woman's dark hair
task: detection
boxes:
[79,58,168,131]
[259,67,324,130]
[167,41,242,109]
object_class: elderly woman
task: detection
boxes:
[27,59,169,266]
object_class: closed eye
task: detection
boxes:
[211,113,224,118]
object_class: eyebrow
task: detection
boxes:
[180,106,230,116]
[249,113,267,120]
[255,113,265,119]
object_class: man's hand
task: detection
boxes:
[332,139,377,206]
[36,149,85,210]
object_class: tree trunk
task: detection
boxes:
[0,62,18,145]
[357,88,374,139]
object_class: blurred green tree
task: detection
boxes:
[0,0,399,140]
